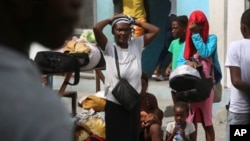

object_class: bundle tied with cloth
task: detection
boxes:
[78,91,106,112]
[75,91,106,141]
[169,58,222,103]
[65,31,104,70]
[63,39,91,54]
[169,64,213,103]
[64,29,97,54]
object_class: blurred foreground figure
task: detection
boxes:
[0,0,82,141]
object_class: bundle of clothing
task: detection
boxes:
[63,34,103,71]
[75,91,106,141]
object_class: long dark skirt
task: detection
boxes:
[105,100,140,141]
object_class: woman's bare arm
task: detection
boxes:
[93,18,111,50]
[135,21,159,47]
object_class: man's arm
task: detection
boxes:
[135,21,159,46]
[229,66,250,94]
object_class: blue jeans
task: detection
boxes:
[226,111,250,141]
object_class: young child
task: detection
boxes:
[140,72,164,141]
[225,8,250,141]
[165,101,196,141]
[165,15,188,104]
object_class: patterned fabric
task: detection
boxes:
[133,18,146,37]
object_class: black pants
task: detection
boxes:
[105,100,140,141]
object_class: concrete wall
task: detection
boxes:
[96,0,113,41]
[225,1,246,88]
[177,0,208,17]
[170,0,177,15]
[209,0,227,87]
[76,0,95,29]
[209,0,248,88]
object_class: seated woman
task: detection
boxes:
[140,72,164,141]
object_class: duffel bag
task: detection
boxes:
[34,51,89,85]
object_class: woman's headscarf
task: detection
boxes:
[184,10,209,59]
[111,15,134,29]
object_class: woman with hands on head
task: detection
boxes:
[93,14,159,141]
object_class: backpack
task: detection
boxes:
[34,51,89,85]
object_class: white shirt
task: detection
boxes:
[166,121,195,141]
[103,36,144,104]
[225,39,250,113]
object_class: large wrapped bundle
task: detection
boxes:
[169,65,201,92]
[169,65,213,103]
[64,36,103,70]
[63,40,91,54]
